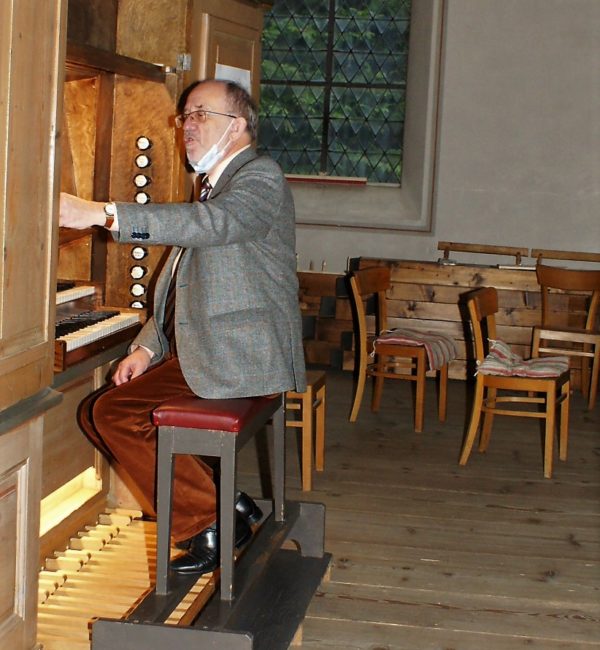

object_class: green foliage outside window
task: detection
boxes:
[258,0,411,183]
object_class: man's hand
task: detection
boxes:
[60,192,106,229]
[112,348,152,385]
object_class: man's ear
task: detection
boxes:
[229,116,248,142]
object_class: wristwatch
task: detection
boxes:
[103,202,116,229]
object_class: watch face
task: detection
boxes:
[104,202,116,216]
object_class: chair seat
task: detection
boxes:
[375,327,458,370]
[477,339,569,378]
[152,395,278,432]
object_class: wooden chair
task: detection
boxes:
[531,262,600,410]
[348,266,456,432]
[286,369,326,491]
[459,287,571,478]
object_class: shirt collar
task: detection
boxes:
[204,144,252,189]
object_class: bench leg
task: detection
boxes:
[155,427,175,596]
[272,403,286,522]
[220,435,237,601]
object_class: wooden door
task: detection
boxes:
[190,0,266,99]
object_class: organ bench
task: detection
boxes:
[90,394,331,650]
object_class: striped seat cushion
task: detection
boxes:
[374,327,458,371]
[477,339,569,378]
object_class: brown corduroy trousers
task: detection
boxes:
[78,356,216,543]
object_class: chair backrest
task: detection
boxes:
[536,263,600,331]
[348,267,391,344]
[466,287,498,362]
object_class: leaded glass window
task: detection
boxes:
[258,0,411,184]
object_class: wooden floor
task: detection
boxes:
[238,369,600,650]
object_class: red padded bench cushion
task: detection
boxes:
[152,395,278,432]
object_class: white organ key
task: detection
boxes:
[56,285,96,305]
[56,312,140,351]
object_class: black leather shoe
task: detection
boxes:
[171,514,252,575]
[235,491,263,526]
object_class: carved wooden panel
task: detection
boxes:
[0,418,43,650]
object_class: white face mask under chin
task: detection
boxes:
[188,120,234,174]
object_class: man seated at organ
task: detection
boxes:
[59,78,306,575]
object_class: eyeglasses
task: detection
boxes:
[174,109,237,128]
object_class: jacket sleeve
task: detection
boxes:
[113,158,287,249]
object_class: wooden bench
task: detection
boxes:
[90,394,331,649]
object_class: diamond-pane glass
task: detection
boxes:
[259,0,411,183]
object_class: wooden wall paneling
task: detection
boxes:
[358,257,589,386]
[104,76,178,309]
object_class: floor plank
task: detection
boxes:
[239,369,600,649]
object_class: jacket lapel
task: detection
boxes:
[211,147,259,198]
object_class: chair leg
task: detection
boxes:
[414,352,426,433]
[581,345,591,402]
[315,384,326,472]
[460,377,484,465]
[438,364,448,422]
[587,345,599,410]
[371,357,385,413]
[559,380,570,461]
[543,387,556,479]
[301,388,313,492]
[479,386,497,452]
[349,353,368,422]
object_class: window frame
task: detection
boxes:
[285,0,445,232]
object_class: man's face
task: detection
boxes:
[182,82,234,164]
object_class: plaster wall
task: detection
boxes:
[293,0,600,272]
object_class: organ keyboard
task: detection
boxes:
[54,282,142,372]
[56,283,96,305]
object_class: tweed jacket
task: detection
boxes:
[115,148,306,398]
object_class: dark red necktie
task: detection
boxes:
[163,176,212,354]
